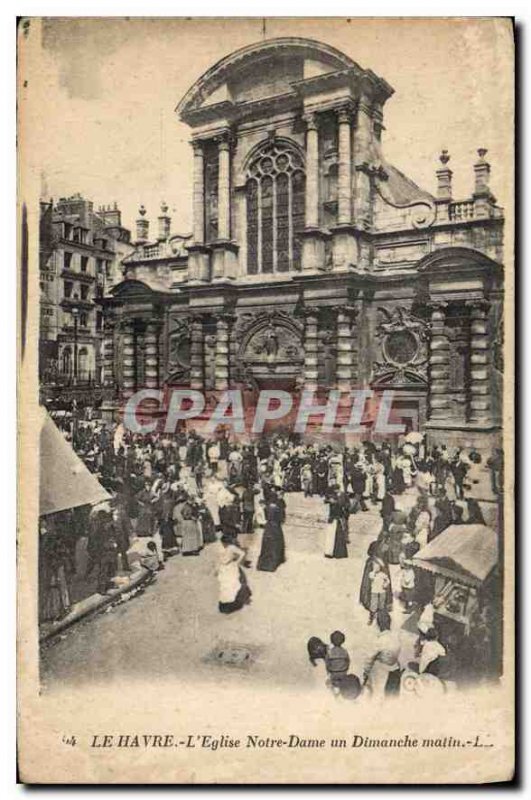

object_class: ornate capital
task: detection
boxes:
[339,304,360,322]
[427,300,448,315]
[216,312,235,328]
[357,96,373,117]
[212,129,234,152]
[466,299,490,316]
[335,102,355,125]
[146,319,163,334]
[191,139,204,156]
[303,112,319,132]
[189,313,206,327]
[299,306,320,321]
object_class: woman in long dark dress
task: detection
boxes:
[324,494,348,559]
[256,497,285,572]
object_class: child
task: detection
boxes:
[368,561,390,625]
[140,541,161,574]
[325,630,351,686]
[399,554,416,612]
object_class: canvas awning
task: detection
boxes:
[412,524,498,588]
[39,408,110,516]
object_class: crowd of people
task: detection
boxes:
[307,609,450,702]
[40,410,501,694]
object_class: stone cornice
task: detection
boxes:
[177,37,394,126]
[176,37,360,118]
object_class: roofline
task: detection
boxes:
[176,37,391,119]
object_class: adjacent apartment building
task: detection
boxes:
[39,194,133,395]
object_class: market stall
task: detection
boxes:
[412,524,498,641]
[39,409,111,621]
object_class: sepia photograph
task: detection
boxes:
[16,15,515,784]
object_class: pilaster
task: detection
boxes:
[467,299,493,425]
[427,302,450,422]
[144,321,161,390]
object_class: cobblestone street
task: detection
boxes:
[41,491,420,693]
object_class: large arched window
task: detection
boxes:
[246,141,305,274]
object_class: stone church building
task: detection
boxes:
[102,37,504,448]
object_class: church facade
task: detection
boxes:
[101,37,504,448]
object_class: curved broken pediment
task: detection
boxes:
[416,247,503,275]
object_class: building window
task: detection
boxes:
[63,251,73,270]
[80,256,89,272]
[78,348,88,377]
[63,280,73,299]
[80,284,89,301]
[246,141,305,274]
[62,348,72,375]
[80,313,88,328]
[96,311,103,331]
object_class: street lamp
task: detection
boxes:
[71,293,80,385]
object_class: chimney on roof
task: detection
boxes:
[99,202,122,228]
[435,150,453,201]
[157,201,171,241]
[136,205,149,242]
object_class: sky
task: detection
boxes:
[21,17,513,236]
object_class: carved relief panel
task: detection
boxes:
[166,315,191,384]
[373,305,429,386]
[232,310,304,383]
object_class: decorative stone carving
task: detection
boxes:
[232,310,304,379]
[166,317,191,383]
[373,305,429,384]
[493,314,504,374]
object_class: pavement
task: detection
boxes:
[40,461,498,692]
[40,490,419,693]
[39,568,154,643]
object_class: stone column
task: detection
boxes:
[217,136,231,241]
[336,306,358,393]
[211,133,238,281]
[331,104,358,271]
[103,318,115,392]
[337,106,353,225]
[427,302,450,421]
[301,113,326,272]
[121,321,136,398]
[304,113,319,228]
[353,95,373,231]
[192,140,205,244]
[467,300,492,424]
[190,315,205,391]
[302,309,319,390]
[214,314,232,391]
[144,321,160,389]
[187,140,211,283]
